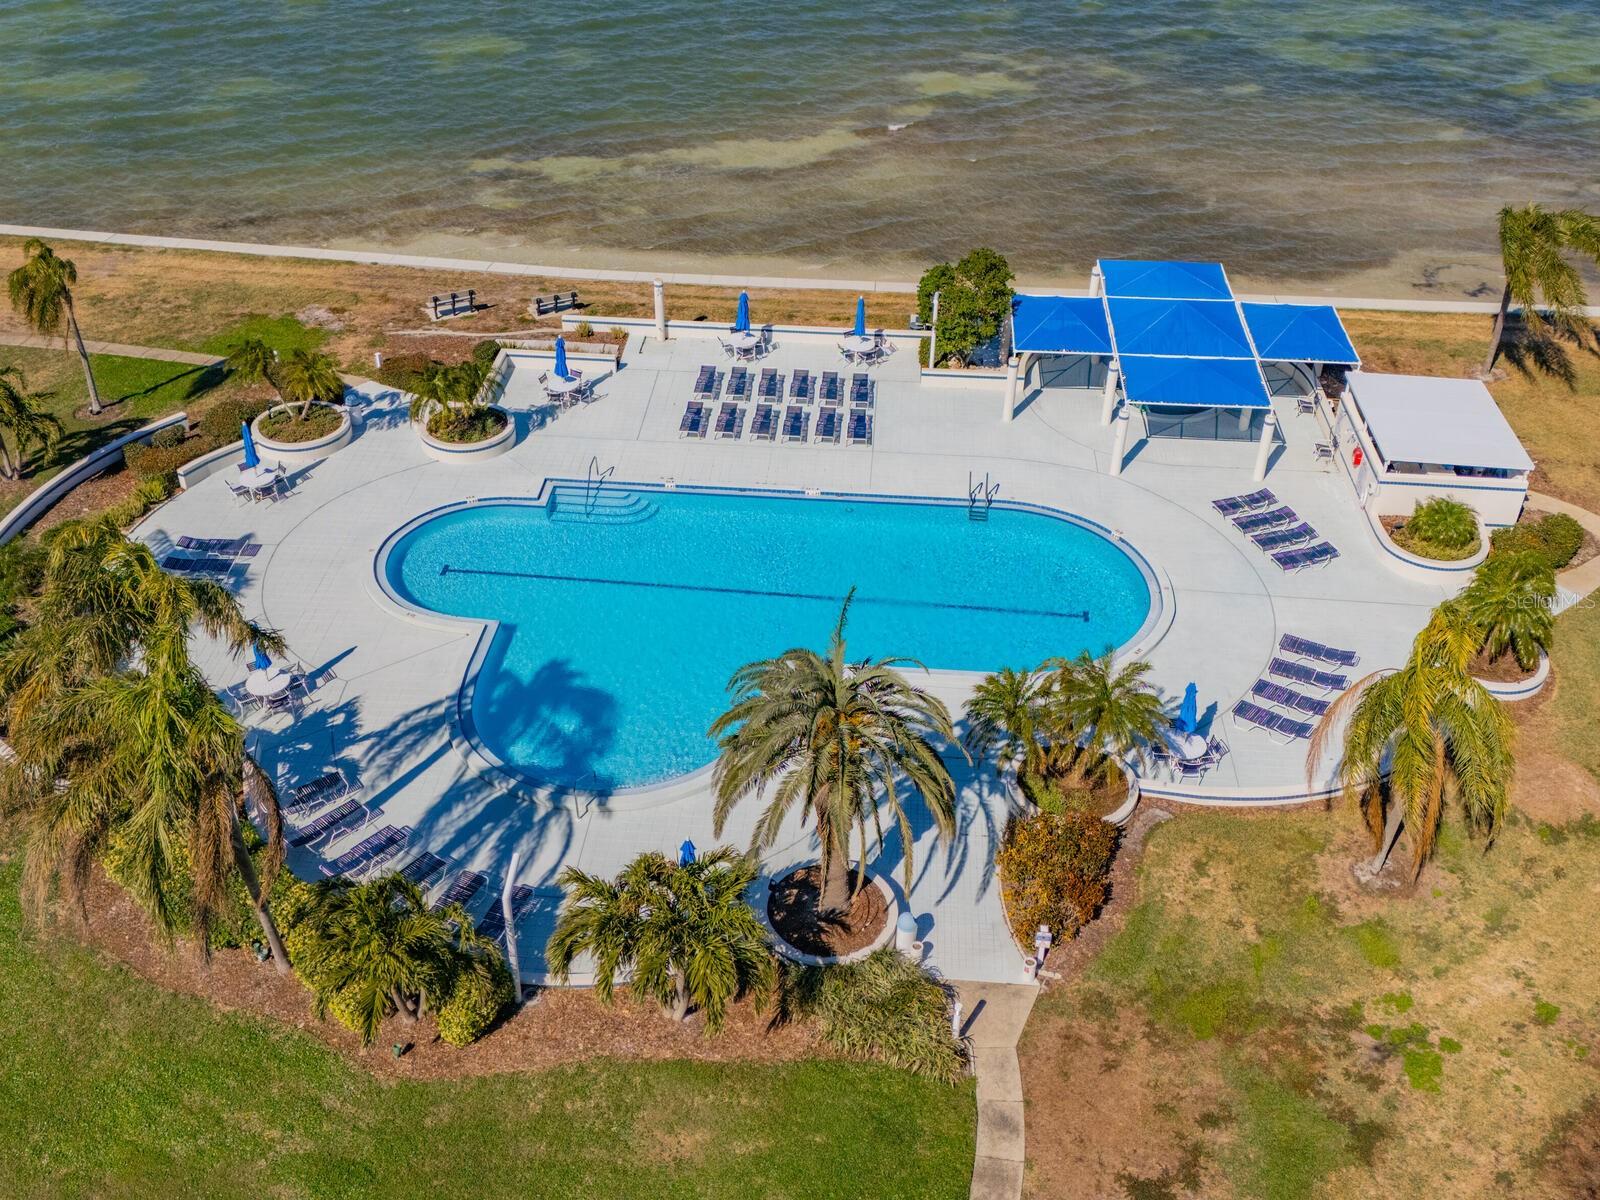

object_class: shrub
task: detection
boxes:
[436,959,515,1046]
[1019,772,1096,817]
[574,321,594,339]
[149,424,186,450]
[783,949,967,1083]
[123,438,198,482]
[470,339,503,368]
[373,351,433,393]
[1404,497,1478,551]
[1490,512,1586,570]
[996,808,1119,949]
[197,396,276,443]
[104,475,175,528]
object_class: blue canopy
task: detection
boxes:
[1120,355,1270,410]
[241,420,259,469]
[1177,683,1198,734]
[853,296,866,337]
[1100,259,1232,301]
[250,642,271,671]
[1011,295,1114,356]
[1240,303,1359,365]
[735,291,750,333]
[1106,298,1254,359]
[554,336,571,381]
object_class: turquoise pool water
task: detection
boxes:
[384,488,1152,790]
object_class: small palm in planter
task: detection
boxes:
[1396,497,1479,560]
[257,349,346,442]
[409,359,503,443]
[1460,550,1555,672]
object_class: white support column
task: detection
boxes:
[1109,405,1131,477]
[1089,264,1104,297]
[652,278,667,340]
[1252,409,1278,482]
[1237,404,1252,433]
[1003,355,1021,423]
[502,849,523,1007]
[1099,359,1120,425]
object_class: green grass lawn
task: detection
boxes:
[0,853,974,1200]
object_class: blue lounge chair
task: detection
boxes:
[1232,506,1296,533]
[398,851,450,891]
[432,870,486,913]
[790,368,813,402]
[818,371,842,405]
[1251,522,1316,551]
[1280,634,1359,667]
[715,402,744,439]
[1268,657,1348,692]
[757,368,781,400]
[814,407,841,443]
[1251,679,1331,718]
[286,769,358,818]
[476,884,536,946]
[1272,542,1339,571]
[321,824,410,879]
[727,366,751,399]
[1231,700,1314,743]
[679,400,709,439]
[693,364,719,398]
[1212,489,1276,516]
[288,798,368,848]
[848,409,873,446]
[751,404,778,441]
[783,406,808,442]
[849,373,872,407]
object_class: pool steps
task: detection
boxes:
[546,487,659,525]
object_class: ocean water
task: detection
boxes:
[1,0,1596,294]
[384,490,1152,789]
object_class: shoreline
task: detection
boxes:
[5,221,1588,317]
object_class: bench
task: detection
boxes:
[427,290,479,321]
[532,290,580,316]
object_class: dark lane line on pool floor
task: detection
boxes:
[438,564,1092,623]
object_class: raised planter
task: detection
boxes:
[1102,759,1142,827]
[1474,651,1550,702]
[417,406,515,463]
[757,864,898,968]
[250,402,352,470]
[1364,504,1488,585]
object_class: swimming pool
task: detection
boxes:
[382,487,1155,790]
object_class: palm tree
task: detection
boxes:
[223,337,279,395]
[708,596,959,915]
[0,365,63,480]
[1482,204,1600,375]
[1308,603,1515,883]
[0,518,293,968]
[1460,551,1555,670]
[295,873,495,1045]
[547,847,774,1029]
[275,349,343,419]
[407,359,488,426]
[1047,649,1169,786]
[7,239,102,416]
[963,665,1054,789]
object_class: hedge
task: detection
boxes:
[436,960,515,1046]
[996,808,1119,950]
[1492,512,1586,570]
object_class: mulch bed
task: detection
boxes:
[51,865,824,1082]
[767,865,888,958]
[1469,645,1541,684]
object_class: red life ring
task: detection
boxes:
[1352,446,1364,467]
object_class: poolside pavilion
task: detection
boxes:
[1005,259,1360,480]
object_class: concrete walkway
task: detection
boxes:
[0,329,221,367]
[959,982,1038,1200]
[1529,490,1600,601]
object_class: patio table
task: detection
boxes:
[842,335,877,357]
[544,374,582,397]
[729,331,762,354]
[238,466,278,493]
[245,667,291,700]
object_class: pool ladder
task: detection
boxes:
[585,456,615,518]
[968,472,999,522]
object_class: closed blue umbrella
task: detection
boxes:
[678,839,697,867]
[735,291,750,333]
[1177,682,1198,734]
[241,420,259,469]
[250,642,271,671]
[553,336,571,381]
[853,296,866,337]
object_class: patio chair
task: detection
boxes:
[476,884,537,947]
[320,824,410,880]
[1268,657,1348,692]
[1279,634,1359,668]
[751,404,778,441]
[693,364,718,398]
[226,479,254,505]
[1231,700,1314,743]
[848,410,873,446]
[715,402,745,440]
[1296,394,1318,416]
[727,366,751,400]
[849,373,872,407]
[1211,489,1276,516]
[431,870,487,913]
[757,368,781,400]
[1251,522,1316,551]
[288,798,369,849]
[814,407,841,444]
[264,689,299,719]
[679,400,709,439]
[790,368,812,402]
[819,371,842,406]
[873,330,895,357]
[1251,679,1330,718]
[1312,441,1334,463]
[1272,542,1339,572]
[838,343,857,364]
[1232,505,1296,533]
[398,851,450,892]
[717,337,735,360]
[286,769,359,819]
[782,407,808,443]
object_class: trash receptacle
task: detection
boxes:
[895,911,918,953]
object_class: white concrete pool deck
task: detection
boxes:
[139,328,1453,986]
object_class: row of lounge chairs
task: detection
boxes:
[683,400,872,445]
[320,824,413,879]
[178,536,261,558]
[694,366,873,408]
[161,554,239,578]
[1231,633,1360,742]
[1211,489,1340,571]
